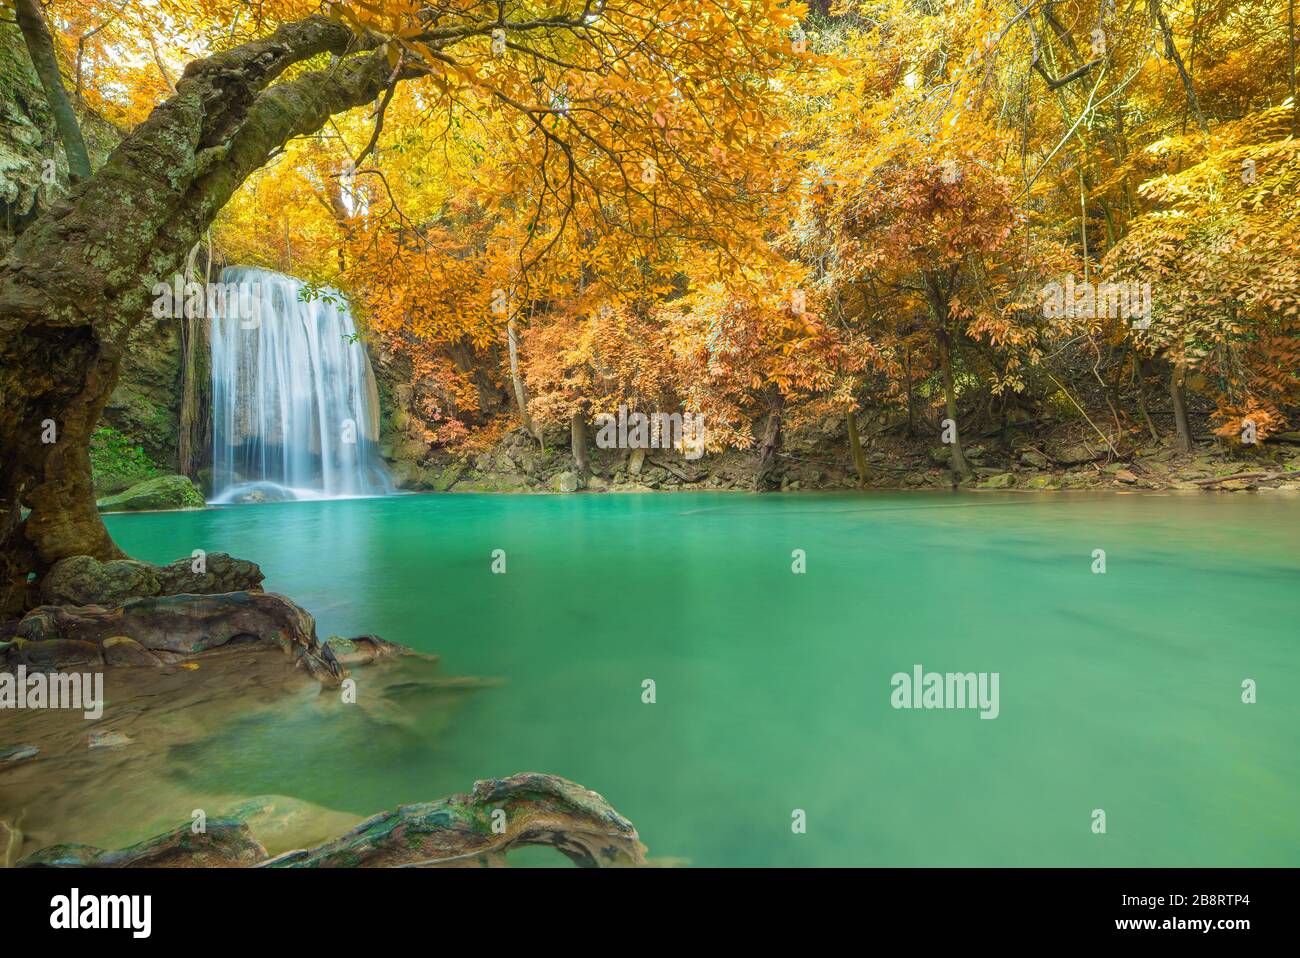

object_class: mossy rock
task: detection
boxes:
[96,474,205,513]
[1024,474,1059,490]
[977,472,1016,489]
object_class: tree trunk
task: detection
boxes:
[754,391,784,490]
[570,407,590,484]
[1134,356,1160,444]
[0,16,393,617]
[846,406,868,485]
[937,332,972,481]
[1150,0,1210,136]
[507,316,543,449]
[1170,363,1193,452]
[14,0,92,182]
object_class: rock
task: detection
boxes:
[0,745,39,770]
[264,773,646,868]
[628,448,646,475]
[1019,448,1050,469]
[1218,479,1253,491]
[964,445,985,461]
[5,638,104,669]
[87,731,133,749]
[977,473,1016,489]
[17,820,268,868]
[9,592,344,686]
[552,471,580,493]
[102,636,163,668]
[394,438,431,462]
[40,555,159,606]
[18,773,645,870]
[928,446,950,465]
[1115,469,1138,484]
[96,474,205,513]
[41,552,263,606]
[1024,474,1058,490]
[323,635,416,667]
[157,552,264,595]
[1051,443,1099,465]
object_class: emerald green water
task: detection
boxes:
[105,492,1299,866]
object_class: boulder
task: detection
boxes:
[977,472,1016,489]
[628,448,646,475]
[96,474,204,513]
[7,592,343,685]
[323,634,416,667]
[40,556,159,606]
[552,471,580,493]
[1019,448,1050,469]
[40,552,262,606]
[1024,474,1058,490]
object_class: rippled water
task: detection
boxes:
[68,491,1299,865]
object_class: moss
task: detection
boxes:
[90,426,161,495]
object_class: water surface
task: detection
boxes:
[102,491,1299,866]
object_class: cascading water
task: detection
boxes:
[210,267,392,503]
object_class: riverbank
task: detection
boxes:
[384,420,1300,496]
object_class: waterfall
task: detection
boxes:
[209,267,391,503]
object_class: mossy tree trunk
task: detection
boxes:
[0,16,393,617]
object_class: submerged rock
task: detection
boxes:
[17,773,646,869]
[324,634,416,667]
[0,745,39,770]
[266,773,647,868]
[96,474,205,513]
[18,820,267,868]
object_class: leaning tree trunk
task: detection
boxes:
[0,16,394,617]
[14,0,92,182]
[507,316,543,449]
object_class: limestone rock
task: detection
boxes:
[96,474,205,513]
[323,634,416,667]
[18,821,267,868]
[0,745,39,770]
[8,592,343,685]
[156,552,264,595]
[87,731,133,749]
[40,555,159,606]
[102,635,163,668]
[41,552,263,606]
[552,471,580,493]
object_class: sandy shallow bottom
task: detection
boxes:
[0,651,479,865]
